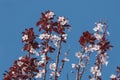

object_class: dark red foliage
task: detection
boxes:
[3,56,39,80]
[36,11,70,35]
[36,12,54,32]
[22,28,36,42]
[3,11,71,80]
[30,41,39,49]
[79,31,96,46]
[22,28,39,53]
[23,44,31,51]
[48,45,55,53]
[40,41,55,53]
[53,23,70,35]
[98,36,112,53]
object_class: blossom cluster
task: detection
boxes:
[90,66,101,77]
[22,28,39,56]
[4,10,70,80]
[3,56,39,80]
[35,11,70,80]
[89,22,112,80]
[3,10,68,80]
[72,21,112,80]
[39,33,67,47]
[3,10,115,80]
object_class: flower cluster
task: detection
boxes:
[49,63,60,78]
[35,69,45,78]
[89,21,112,80]
[39,33,67,47]
[72,21,112,80]
[84,44,100,53]
[22,28,39,56]
[72,52,86,68]
[3,28,41,80]
[36,10,70,80]
[90,66,101,77]
[36,11,70,34]
[45,11,54,19]
[3,10,115,80]
[3,56,39,80]
[3,10,71,80]
[57,16,68,26]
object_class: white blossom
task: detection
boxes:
[54,42,60,48]
[35,72,42,78]
[61,20,68,25]
[94,33,103,40]
[51,35,61,41]
[93,27,98,32]
[100,53,109,66]
[49,63,56,71]
[47,25,51,29]
[93,23,103,32]
[90,66,98,74]
[30,47,39,56]
[37,61,44,66]
[12,71,15,74]
[19,56,23,60]
[58,16,68,25]
[44,48,48,53]
[41,54,46,61]
[22,67,27,75]
[45,11,54,19]
[50,71,60,77]
[96,70,101,76]
[57,72,60,77]
[101,57,108,66]
[17,61,23,67]
[85,45,99,52]
[75,52,82,58]
[110,74,116,79]
[105,61,108,66]
[63,57,70,62]
[97,23,103,28]
[62,34,67,40]
[39,33,50,40]
[50,72,54,77]
[58,16,65,22]
[22,34,28,41]
[90,66,101,76]
[80,62,85,68]
[92,45,100,51]
[72,64,76,68]
[85,46,93,52]
[50,34,61,47]
[35,70,45,78]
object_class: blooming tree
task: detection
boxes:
[3,10,117,80]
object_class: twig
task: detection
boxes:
[43,39,49,80]
[79,52,91,80]
[54,40,62,80]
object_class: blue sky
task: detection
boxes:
[0,0,120,80]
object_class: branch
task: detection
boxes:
[43,39,49,80]
[54,40,62,80]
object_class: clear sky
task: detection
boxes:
[0,0,120,80]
